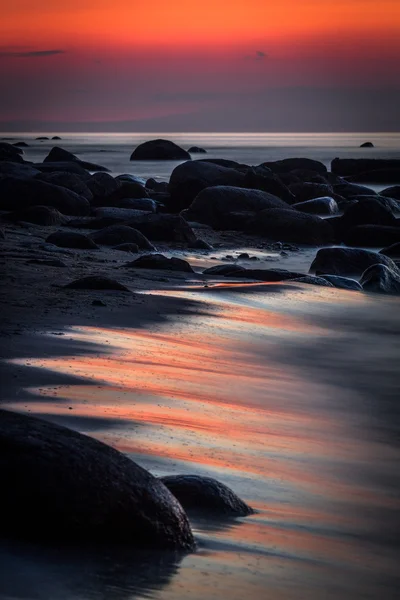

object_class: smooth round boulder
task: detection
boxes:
[309,247,398,278]
[0,161,40,179]
[34,162,91,177]
[0,410,194,549]
[319,275,362,291]
[262,158,327,175]
[380,186,400,200]
[289,275,334,287]
[341,198,396,229]
[130,139,191,161]
[243,166,295,203]
[93,207,152,221]
[86,172,121,203]
[43,147,109,172]
[360,142,374,148]
[90,225,155,249]
[333,182,377,198]
[203,264,246,276]
[229,268,306,282]
[188,146,207,153]
[124,254,194,273]
[293,197,339,215]
[250,208,334,245]
[125,214,197,243]
[46,231,99,249]
[182,186,289,230]
[343,225,400,248]
[168,160,246,212]
[65,276,130,291]
[117,198,157,212]
[289,182,333,203]
[6,205,68,226]
[36,171,93,201]
[160,475,253,517]
[360,264,400,295]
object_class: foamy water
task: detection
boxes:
[2,283,400,600]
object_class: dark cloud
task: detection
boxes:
[0,49,65,58]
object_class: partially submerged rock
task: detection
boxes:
[44,146,109,172]
[130,139,191,161]
[65,276,131,291]
[360,142,374,148]
[309,247,398,277]
[0,410,194,549]
[188,146,207,153]
[319,275,362,291]
[160,475,253,517]
[262,158,327,175]
[46,231,99,250]
[360,264,400,295]
[289,275,334,287]
[124,254,194,273]
[90,225,155,249]
[250,208,334,245]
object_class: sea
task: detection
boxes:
[1,132,400,600]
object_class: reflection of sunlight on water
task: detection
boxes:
[5,284,400,599]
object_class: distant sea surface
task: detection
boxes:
[3,132,400,181]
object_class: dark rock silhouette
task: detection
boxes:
[0,142,24,162]
[293,197,339,215]
[262,158,327,175]
[86,172,121,203]
[161,475,253,517]
[289,275,334,287]
[130,139,191,161]
[191,238,213,250]
[381,186,400,200]
[343,225,400,248]
[188,146,207,153]
[243,166,295,203]
[0,410,194,549]
[169,160,246,212]
[182,186,289,229]
[44,146,109,172]
[333,182,377,198]
[125,214,197,243]
[346,169,400,184]
[113,243,140,253]
[249,208,334,245]
[46,231,99,250]
[360,264,400,294]
[5,205,68,226]
[360,142,374,148]
[93,207,152,222]
[229,268,306,282]
[65,276,131,292]
[90,225,155,249]
[0,178,90,216]
[203,264,246,276]
[92,181,149,207]
[380,242,400,258]
[34,161,91,177]
[13,141,30,148]
[118,198,157,212]
[124,254,194,273]
[331,158,400,177]
[289,182,333,203]
[310,247,398,277]
[0,161,40,179]
[36,136,49,140]
[319,275,362,291]
[52,136,62,140]
[36,171,93,201]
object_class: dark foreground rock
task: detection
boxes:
[188,146,207,153]
[250,208,334,245]
[319,275,362,291]
[331,158,400,178]
[0,410,194,549]
[36,171,93,201]
[360,142,374,148]
[90,225,155,249]
[46,231,99,250]
[360,264,400,295]
[380,242,400,258]
[130,139,191,161]
[44,146,109,172]
[124,254,194,273]
[381,186,400,200]
[289,275,334,287]
[5,205,68,226]
[65,276,131,291]
[292,197,339,215]
[343,225,400,248]
[125,214,197,243]
[228,268,305,282]
[160,475,253,517]
[113,243,140,253]
[309,247,398,277]
[262,158,327,175]
[0,161,40,179]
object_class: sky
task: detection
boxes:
[0,0,399,132]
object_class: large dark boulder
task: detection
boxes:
[360,264,400,295]
[250,208,334,245]
[0,142,24,162]
[289,182,333,203]
[262,158,327,175]
[229,268,305,282]
[243,167,294,203]
[0,161,41,179]
[130,139,191,161]
[293,197,339,215]
[160,475,253,517]
[90,225,155,249]
[43,146,109,172]
[380,186,400,200]
[333,182,377,198]
[36,171,93,201]
[5,205,68,226]
[319,275,362,291]
[380,242,400,258]
[360,142,374,148]
[188,146,207,153]
[168,160,246,212]
[118,198,157,212]
[92,181,149,207]
[182,186,289,230]
[309,247,398,277]
[93,207,152,221]
[86,172,122,204]
[343,225,400,248]
[203,264,246,276]
[65,276,130,292]
[125,214,197,243]
[34,162,91,177]
[0,410,194,549]
[346,169,400,184]
[331,158,400,177]
[0,178,90,216]
[124,254,194,273]
[340,198,396,230]
[46,231,99,249]
[289,275,334,287]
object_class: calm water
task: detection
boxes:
[2,283,400,600]
[3,132,400,181]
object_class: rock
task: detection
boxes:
[36,171,93,201]
[289,275,334,287]
[243,166,295,203]
[26,258,67,267]
[346,169,400,184]
[188,146,207,153]
[250,208,334,245]
[93,207,152,222]
[168,161,246,212]
[36,136,49,140]
[203,264,246,276]
[160,475,253,517]
[229,268,305,282]
[130,139,191,161]
[262,158,327,175]
[0,410,194,548]
[86,172,121,203]
[293,197,339,215]
[67,216,123,230]
[90,225,155,249]
[343,225,400,248]
[331,158,400,178]
[360,142,374,148]
[92,299,106,306]
[342,198,396,228]
[0,229,4,240]
[117,198,157,212]
[309,247,398,277]
[65,276,130,291]
[113,243,139,253]
[125,214,197,243]
[360,264,400,295]
[0,161,41,179]
[198,158,248,170]
[46,231,99,250]
[146,178,169,192]
[92,181,149,207]
[380,186,400,201]
[319,275,362,291]
[34,162,91,177]
[289,182,333,203]
[43,147,109,172]
[0,142,24,161]
[13,141,30,148]
[116,173,147,185]
[52,136,62,140]
[380,242,400,258]
[124,254,194,273]
[0,178,90,216]
[191,239,213,250]
[333,182,377,198]
[182,186,289,229]
[6,205,68,226]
